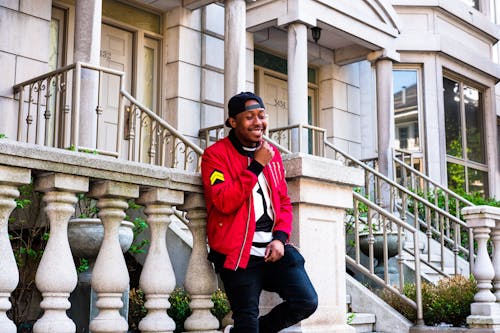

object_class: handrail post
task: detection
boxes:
[72,62,81,149]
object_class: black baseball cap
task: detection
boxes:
[225,92,266,127]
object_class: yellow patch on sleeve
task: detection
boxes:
[210,170,224,185]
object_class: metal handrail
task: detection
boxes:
[393,149,474,208]
[12,62,204,172]
[348,191,424,324]
[121,90,203,157]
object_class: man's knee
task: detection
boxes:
[290,295,318,321]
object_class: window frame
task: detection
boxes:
[442,72,488,194]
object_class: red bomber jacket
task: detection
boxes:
[201,136,293,270]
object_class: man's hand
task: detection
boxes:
[264,240,285,262]
[254,141,275,167]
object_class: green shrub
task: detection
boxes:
[380,275,477,327]
[211,288,231,326]
[128,288,147,331]
[128,287,231,332]
[168,288,192,333]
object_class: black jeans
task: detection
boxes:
[219,245,318,333]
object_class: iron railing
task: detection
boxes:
[13,62,203,171]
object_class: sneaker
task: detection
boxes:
[223,325,233,333]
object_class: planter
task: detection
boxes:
[359,232,401,276]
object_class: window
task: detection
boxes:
[460,0,480,10]
[443,76,487,195]
[393,69,421,152]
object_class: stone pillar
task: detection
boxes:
[0,166,31,333]
[224,0,246,123]
[89,181,139,333]
[74,0,102,149]
[373,57,394,180]
[136,188,184,333]
[180,193,219,332]
[462,206,500,331]
[287,22,309,153]
[261,153,363,332]
[33,173,89,333]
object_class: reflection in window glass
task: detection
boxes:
[460,0,479,10]
[393,70,420,151]
[443,76,487,195]
[464,85,484,163]
[447,162,465,193]
[443,78,462,158]
[468,168,487,194]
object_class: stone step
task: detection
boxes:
[348,312,376,333]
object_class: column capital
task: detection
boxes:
[367,49,400,63]
[0,165,31,186]
[34,173,88,193]
[137,188,184,206]
[463,205,500,228]
[89,180,139,199]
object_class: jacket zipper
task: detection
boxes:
[234,157,252,270]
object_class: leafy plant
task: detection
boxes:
[211,288,230,327]
[0,133,7,139]
[128,287,147,332]
[380,275,477,327]
[128,287,231,332]
[167,288,192,332]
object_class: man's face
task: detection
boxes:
[229,99,268,146]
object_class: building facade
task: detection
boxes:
[1,0,499,198]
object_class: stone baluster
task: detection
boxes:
[33,173,89,333]
[0,166,31,333]
[181,193,219,332]
[89,181,139,333]
[137,188,183,332]
[493,224,500,302]
[462,206,500,328]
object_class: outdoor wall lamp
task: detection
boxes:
[311,27,322,43]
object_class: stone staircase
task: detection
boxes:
[346,274,413,333]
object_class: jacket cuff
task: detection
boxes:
[272,230,288,245]
[247,160,264,176]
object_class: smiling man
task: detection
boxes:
[201,92,318,333]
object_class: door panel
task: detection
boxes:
[99,24,133,152]
[262,74,289,129]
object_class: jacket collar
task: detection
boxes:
[228,129,257,158]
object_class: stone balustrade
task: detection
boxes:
[0,141,214,333]
[0,141,361,333]
[463,205,500,332]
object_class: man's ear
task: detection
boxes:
[228,117,237,128]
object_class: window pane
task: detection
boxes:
[443,77,463,158]
[393,70,420,151]
[460,0,479,10]
[468,168,488,195]
[447,162,465,193]
[464,86,485,163]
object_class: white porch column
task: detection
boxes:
[89,181,139,333]
[137,188,184,333]
[0,166,30,333]
[462,206,500,331]
[74,0,102,149]
[224,0,246,123]
[33,173,89,333]
[287,23,309,153]
[260,153,363,333]
[372,57,394,181]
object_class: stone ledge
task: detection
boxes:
[283,153,364,187]
[0,140,202,192]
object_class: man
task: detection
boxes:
[201,92,318,333]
